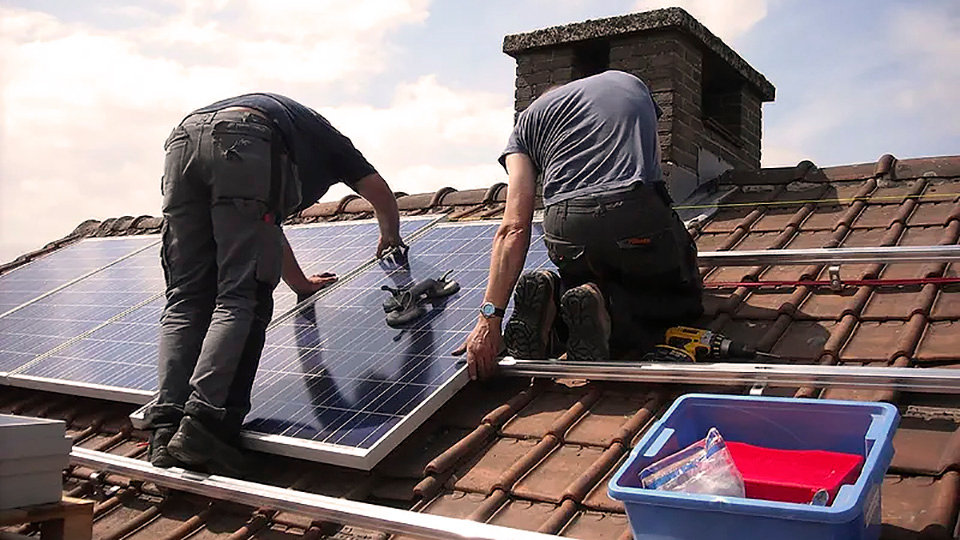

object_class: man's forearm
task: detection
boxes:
[280,233,309,291]
[484,222,532,309]
[354,173,400,237]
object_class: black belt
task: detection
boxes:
[557,182,671,208]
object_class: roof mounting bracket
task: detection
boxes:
[828,265,843,291]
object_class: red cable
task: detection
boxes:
[704,276,960,289]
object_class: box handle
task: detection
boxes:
[643,428,675,458]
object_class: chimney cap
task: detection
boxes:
[502,7,775,101]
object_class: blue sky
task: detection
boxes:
[1,0,958,262]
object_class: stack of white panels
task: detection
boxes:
[0,414,71,509]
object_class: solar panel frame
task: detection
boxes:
[233,220,554,469]
[4,218,440,403]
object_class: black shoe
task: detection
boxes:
[166,416,246,477]
[560,283,611,362]
[504,270,560,359]
[148,427,179,468]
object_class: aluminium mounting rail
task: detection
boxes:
[498,358,960,394]
[70,448,560,540]
[697,244,960,266]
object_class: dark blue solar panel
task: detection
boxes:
[8,218,435,394]
[272,218,435,318]
[0,237,157,316]
[14,297,163,393]
[243,222,554,454]
[0,245,163,374]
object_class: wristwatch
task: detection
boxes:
[480,301,506,319]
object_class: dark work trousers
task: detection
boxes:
[542,182,704,354]
[144,109,285,441]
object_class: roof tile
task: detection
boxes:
[501,389,590,439]
[513,444,607,503]
[734,288,796,319]
[453,437,539,494]
[418,490,488,520]
[891,417,960,476]
[559,511,630,540]
[915,321,960,365]
[769,320,834,362]
[487,499,560,532]
[881,472,960,539]
[908,202,956,227]
[930,285,960,320]
[564,393,658,447]
[861,286,927,320]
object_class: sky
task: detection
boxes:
[1,0,958,263]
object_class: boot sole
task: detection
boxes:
[504,272,557,359]
[561,287,610,362]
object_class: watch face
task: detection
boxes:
[480,303,495,317]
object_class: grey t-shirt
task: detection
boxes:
[500,70,663,206]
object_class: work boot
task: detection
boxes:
[560,283,611,362]
[166,416,246,477]
[148,426,179,468]
[504,270,560,359]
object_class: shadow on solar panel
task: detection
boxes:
[240,222,553,469]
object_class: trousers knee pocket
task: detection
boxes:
[229,199,283,288]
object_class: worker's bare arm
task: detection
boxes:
[352,172,404,257]
[280,233,337,298]
[463,153,537,380]
[484,154,537,312]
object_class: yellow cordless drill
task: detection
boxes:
[660,326,781,363]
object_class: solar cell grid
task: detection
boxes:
[272,218,435,318]
[0,237,157,316]
[12,297,164,398]
[4,218,435,399]
[0,244,163,374]
[241,222,553,465]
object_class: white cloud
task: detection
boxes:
[0,2,511,263]
[633,0,768,42]
[760,3,960,167]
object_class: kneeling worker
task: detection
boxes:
[145,93,405,474]
[465,71,703,380]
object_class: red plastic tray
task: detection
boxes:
[727,441,864,504]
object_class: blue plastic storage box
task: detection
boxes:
[608,394,899,540]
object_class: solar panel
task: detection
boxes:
[5,218,437,400]
[239,221,554,469]
[273,217,436,318]
[0,244,164,375]
[0,237,157,317]
[9,297,164,402]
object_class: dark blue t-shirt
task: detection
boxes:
[192,93,376,215]
[500,71,663,206]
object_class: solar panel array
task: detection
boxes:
[241,222,553,467]
[14,297,165,398]
[0,237,157,316]
[2,218,558,469]
[3,218,434,399]
[0,243,163,374]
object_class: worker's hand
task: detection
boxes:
[460,317,503,381]
[376,234,406,259]
[294,272,337,300]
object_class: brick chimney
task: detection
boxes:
[503,8,775,201]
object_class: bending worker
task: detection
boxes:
[144,93,404,474]
[464,70,703,380]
